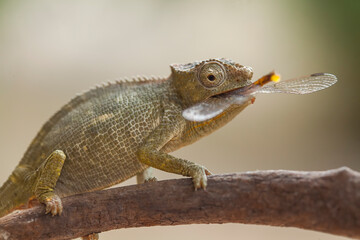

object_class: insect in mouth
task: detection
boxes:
[182,72,337,122]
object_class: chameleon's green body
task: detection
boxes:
[0,59,253,219]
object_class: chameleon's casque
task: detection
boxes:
[0,58,255,220]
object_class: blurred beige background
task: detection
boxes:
[0,0,359,239]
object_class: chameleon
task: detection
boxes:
[0,58,336,239]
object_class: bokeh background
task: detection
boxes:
[0,0,359,239]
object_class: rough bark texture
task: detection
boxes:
[0,167,359,240]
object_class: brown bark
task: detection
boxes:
[0,167,359,240]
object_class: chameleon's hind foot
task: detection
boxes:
[82,233,99,240]
[44,194,63,216]
[33,150,66,216]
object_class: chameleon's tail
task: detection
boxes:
[0,175,31,218]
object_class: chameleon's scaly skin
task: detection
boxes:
[0,58,254,218]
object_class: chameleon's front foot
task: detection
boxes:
[43,194,63,216]
[137,146,212,190]
[187,165,212,190]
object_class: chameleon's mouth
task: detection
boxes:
[210,73,280,99]
[210,83,252,99]
[220,86,245,95]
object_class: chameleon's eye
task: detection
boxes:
[198,62,226,88]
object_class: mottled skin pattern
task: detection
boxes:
[0,59,254,227]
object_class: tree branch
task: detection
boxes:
[0,167,359,240]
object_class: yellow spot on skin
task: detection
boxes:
[97,113,114,122]
[17,165,25,169]
[90,113,115,126]
[83,146,88,151]
[10,175,17,183]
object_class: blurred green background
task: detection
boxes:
[0,0,359,239]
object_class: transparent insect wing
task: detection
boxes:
[182,95,251,122]
[257,73,337,94]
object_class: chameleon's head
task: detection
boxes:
[170,58,253,106]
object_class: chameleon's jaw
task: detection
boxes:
[209,80,253,99]
[212,86,242,96]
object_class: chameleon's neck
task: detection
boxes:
[168,75,200,108]
[162,101,253,153]
[189,102,252,139]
